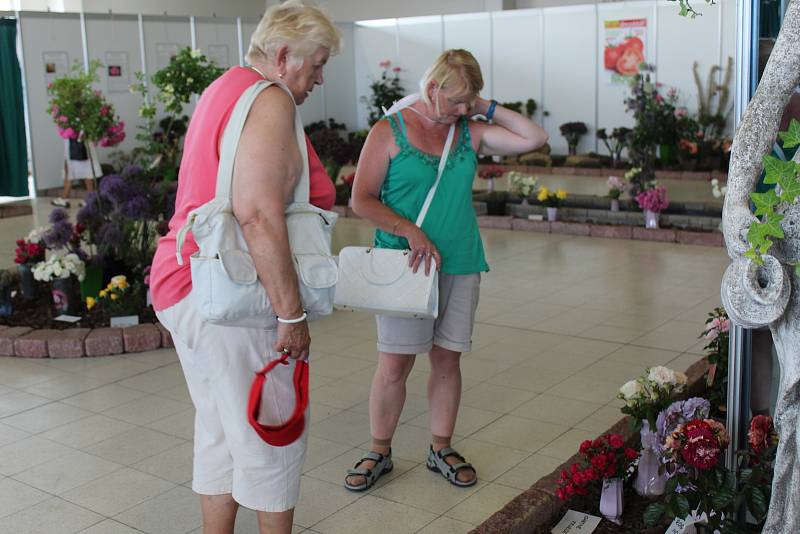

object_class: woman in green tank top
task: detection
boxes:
[343,49,549,492]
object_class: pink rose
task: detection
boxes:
[719,318,730,333]
[705,329,719,341]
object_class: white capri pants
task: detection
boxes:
[156,295,307,512]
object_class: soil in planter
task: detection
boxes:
[0,287,156,330]
[539,488,761,533]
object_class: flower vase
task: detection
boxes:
[599,477,624,524]
[487,178,495,193]
[51,277,79,315]
[634,421,666,496]
[610,198,620,212]
[0,284,12,316]
[644,210,659,229]
[17,264,37,300]
[546,207,558,222]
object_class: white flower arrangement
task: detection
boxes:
[508,171,538,197]
[32,251,85,282]
[618,365,687,431]
[26,226,48,244]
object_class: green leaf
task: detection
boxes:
[643,502,666,527]
[675,494,691,519]
[779,118,800,148]
[739,468,753,482]
[750,189,780,216]
[763,212,786,239]
[763,156,795,185]
[714,468,724,486]
[778,173,800,203]
[795,263,800,277]
[712,488,734,509]
[665,476,678,495]
[744,247,764,263]
[749,487,768,519]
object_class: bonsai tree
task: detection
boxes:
[560,121,589,155]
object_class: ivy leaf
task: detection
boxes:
[763,156,794,185]
[744,247,763,264]
[643,502,666,527]
[750,189,780,216]
[763,212,786,239]
[795,263,800,277]
[778,173,800,204]
[779,118,800,148]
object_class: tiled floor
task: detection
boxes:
[0,199,728,533]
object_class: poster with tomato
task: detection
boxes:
[603,19,647,84]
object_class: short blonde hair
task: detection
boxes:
[420,49,484,106]
[246,0,341,66]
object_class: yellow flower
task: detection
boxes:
[110,275,127,289]
[86,297,96,310]
[99,289,107,298]
[110,293,118,301]
[556,189,567,200]
[537,187,550,202]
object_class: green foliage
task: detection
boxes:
[363,61,405,126]
[780,119,800,148]
[669,0,715,18]
[149,47,224,115]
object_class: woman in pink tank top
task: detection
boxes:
[149,2,340,532]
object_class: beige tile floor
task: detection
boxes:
[0,198,728,533]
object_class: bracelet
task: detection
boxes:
[277,311,308,324]
[486,99,498,122]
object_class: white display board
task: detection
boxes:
[324,22,358,131]
[491,9,543,120]
[353,20,398,128]
[195,17,238,69]
[19,12,84,191]
[443,12,492,96]
[141,16,193,117]
[397,15,443,96]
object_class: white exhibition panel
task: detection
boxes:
[194,17,239,69]
[322,23,358,131]
[595,2,655,135]
[443,12,491,97]
[19,12,84,191]
[353,20,398,128]
[491,9,543,120]
[397,16,443,96]
[240,19,258,61]
[542,5,597,155]
[656,1,725,117]
[84,14,144,161]
[141,16,194,118]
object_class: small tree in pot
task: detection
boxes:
[560,122,589,156]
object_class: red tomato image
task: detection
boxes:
[616,46,645,75]
[622,36,644,53]
[604,45,622,70]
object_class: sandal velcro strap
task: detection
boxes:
[427,446,477,487]
[347,467,372,476]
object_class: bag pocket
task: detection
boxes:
[190,252,275,328]
[294,253,337,318]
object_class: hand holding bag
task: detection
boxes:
[333,118,455,319]
[175,80,338,328]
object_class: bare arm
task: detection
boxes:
[470,97,549,155]
[351,120,441,275]
[231,86,309,357]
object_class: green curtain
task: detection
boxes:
[0,18,29,197]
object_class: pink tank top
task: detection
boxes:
[150,67,335,311]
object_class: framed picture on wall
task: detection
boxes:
[603,19,647,85]
[206,44,230,69]
[156,43,181,70]
[42,51,69,85]
[104,51,130,93]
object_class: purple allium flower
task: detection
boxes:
[120,196,153,220]
[76,193,101,226]
[98,174,130,204]
[122,164,143,178]
[48,208,69,224]
[43,219,74,249]
[98,222,124,250]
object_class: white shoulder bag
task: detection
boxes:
[175,80,339,328]
[333,104,455,319]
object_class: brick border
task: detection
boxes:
[470,357,710,534]
[0,322,172,359]
[483,163,727,183]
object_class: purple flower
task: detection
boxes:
[43,219,74,249]
[98,174,131,204]
[76,193,101,226]
[48,208,69,224]
[122,164,143,178]
[681,397,710,420]
[120,196,153,219]
[98,222,123,250]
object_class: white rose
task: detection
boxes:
[648,366,677,386]
[52,264,63,278]
[619,379,644,400]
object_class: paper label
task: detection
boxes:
[54,314,81,323]
[110,315,139,328]
[551,510,601,534]
[665,517,687,534]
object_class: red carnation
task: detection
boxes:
[608,434,624,449]
[591,454,607,470]
[556,487,567,501]
[680,420,722,470]
[624,448,639,460]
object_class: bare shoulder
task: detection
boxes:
[247,85,296,124]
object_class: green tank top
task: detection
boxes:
[374,112,489,275]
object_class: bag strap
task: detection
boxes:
[382,92,455,228]
[215,80,310,203]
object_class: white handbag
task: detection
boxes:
[333,116,455,319]
[175,80,338,328]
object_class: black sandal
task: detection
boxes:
[344,449,394,492]
[426,446,477,487]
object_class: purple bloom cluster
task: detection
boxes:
[654,397,711,454]
[43,208,74,249]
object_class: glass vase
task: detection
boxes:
[645,209,659,229]
[51,277,79,315]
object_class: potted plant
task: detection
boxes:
[618,366,688,497]
[88,275,141,327]
[478,165,505,193]
[700,308,730,416]
[508,171,537,205]
[635,185,669,229]
[559,122,589,156]
[363,60,405,126]
[32,251,86,315]
[0,270,18,316]
[555,433,639,524]
[597,127,632,168]
[537,186,567,221]
[606,175,630,212]
[14,232,45,300]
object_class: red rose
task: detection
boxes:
[680,420,721,470]
[344,173,356,186]
[570,463,579,475]
[575,486,588,496]
[556,487,567,501]
[624,448,639,460]
[571,472,584,486]
[591,454,607,469]
[604,467,616,478]
[583,467,598,481]
[748,415,775,455]
[592,438,604,448]
[579,440,592,454]
[560,470,569,481]
[608,434,624,449]
[565,483,575,495]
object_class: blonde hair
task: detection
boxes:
[420,49,484,106]
[246,0,341,66]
